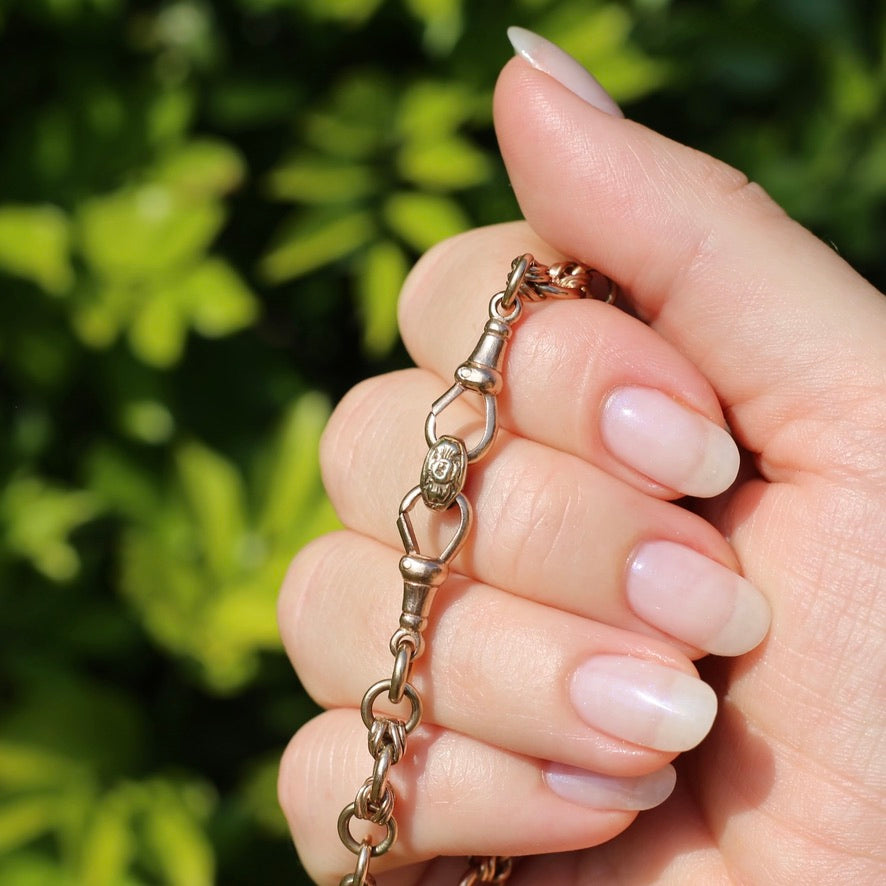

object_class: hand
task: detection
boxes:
[277,41,886,885]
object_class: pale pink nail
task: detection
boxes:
[627,541,770,656]
[571,656,717,752]
[506,26,623,117]
[600,387,740,497]
[545,762,676,811]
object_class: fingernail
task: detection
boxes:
[571,655,717,752]
[600,387,740,498]
[506,26,623,117]
[545,762,676,811]
[627,541,771,656]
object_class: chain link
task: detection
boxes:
[335,254,616,886]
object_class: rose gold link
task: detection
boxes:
[336,256,613,885]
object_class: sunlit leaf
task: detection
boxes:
[78,186,224,279]
[142,786,214,886]
[258,208,376,283]
[177,257,259,337]
[79,790,133,886]
[594,50,672,103]
[146,88,195,147]
[0,851,77,886]
[305,74,395,158]
[1,476,102,581]
[205,576,280,653]
[397,81,480,141]
[356,239,408,356]
[397,135,491,190]
[403,0,463,54]
[829,50,878,121]
[127,285,189,368]
[120,400,176,444]
[0,204,73,294]
[154,140,245,197]
[383,191,469,252]
[0,795,60,854]
[0,743,78,790]
[265,155,376,203]
[542,4,670,102]
[85,444,164,518]
[175,442,248,580]
[257,393,331,541]
[70,281,134,348]
[543,3,632,59]
[302,0,385,26]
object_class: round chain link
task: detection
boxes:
[334,255,616,885]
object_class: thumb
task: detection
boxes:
[495,34,885,482]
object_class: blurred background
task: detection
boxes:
[0,0,882,883]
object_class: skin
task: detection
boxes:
[278,59,886,885]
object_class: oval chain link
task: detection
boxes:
[335,255,616,886]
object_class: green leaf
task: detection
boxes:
[79,790,134,886]
[127,284,189,368]
[305,74,395,159]
[302,0,385,26]
[542,4,670,102]
[177,257,259,337]
[0,742,78,790]
[397,81,479,141]
[78,186,225,279]
[146,88,195,147]
[175,442,248,580]
[154,140,245,198]
[70,280,134,348]
[0,851,77,886]
[398,135,492,190]
[356,239,408,356]
[142,786,214,886]
[120,400,176,444]
[85,444,164,518]
[0,794,60,854]
[257,393,331,541]
[265,155,377,203]
[258,208,376,283]
[0,204,73,294]
[403,0,463,54]
[1,476,102,581]
[383,191,469,252]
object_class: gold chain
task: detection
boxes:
[336,255,616,886]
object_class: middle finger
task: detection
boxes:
[321,368,769,657]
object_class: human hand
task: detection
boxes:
[278,32,885,885]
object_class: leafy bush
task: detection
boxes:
[0,0,881,882]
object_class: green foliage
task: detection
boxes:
[0,0,881,882]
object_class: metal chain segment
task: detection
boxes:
[336,254,615,886]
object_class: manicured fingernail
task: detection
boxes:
[600,387,740,497]
[506,26,623,117]
[571,656,717,752]
[627,541,771,656]
[545,762,676,811]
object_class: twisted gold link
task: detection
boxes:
[354,778,395,825]
[458,855,515,885]
[335,255,615,885]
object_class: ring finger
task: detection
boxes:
[321,369,770,657]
